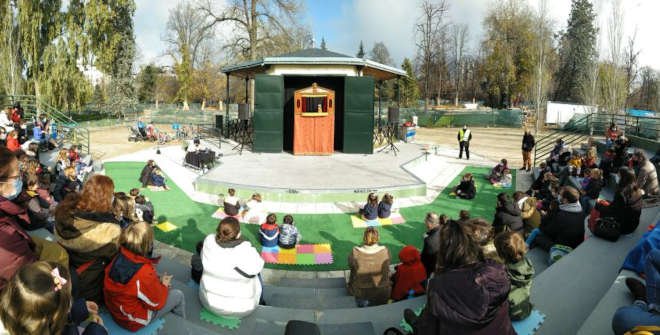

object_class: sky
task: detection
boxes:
[135,0,660,71]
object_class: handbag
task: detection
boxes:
[592,217,621,242]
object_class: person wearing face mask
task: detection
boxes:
[528,186,585,251]
[0,147,68,290]
[457,124,472,160]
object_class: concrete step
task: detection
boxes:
[263,285,350,302]
[268,293,356,309]
[276,277,346,289]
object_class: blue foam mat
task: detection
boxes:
[100,311,165,335]
[512,310,546,335]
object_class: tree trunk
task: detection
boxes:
[201,99,206,111]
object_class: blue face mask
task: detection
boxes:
[5,177,23,200]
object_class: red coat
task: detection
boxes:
[103,247,167,331]
[6,136,20,152]
[391,245,427,301]
[0,198,36,289]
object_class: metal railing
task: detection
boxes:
[1,95,91,154]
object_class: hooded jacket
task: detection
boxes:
[391,245,427,301]
[505,257,534,320]
[414,260,515,335]
[56,209,120,302]
[199,235,264,317]
[104,247,167,331]
[493,201,524,233]
[540,202,585,249]
[0,197,36,290]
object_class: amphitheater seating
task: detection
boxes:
[530,205,659,335]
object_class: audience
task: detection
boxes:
[513,191,540,233]
[223,188,241,216]
[492,192,523,234]
[0,261,107,335]
[611,249,660,334]
[390,245,426,301]
[528,186,585,251]
[278,214,300,249]
[53,166,81,202]
[378,193,394,219]
[16,173,53,231]
[489,158,509,184]
[420,212,445,276]
[495,231,534,321]
[596,167,643,235]
[259,213,280,248]
[104,222,185,331]
[403,220,516,334]
[55,175,120,303]
[112,192,138,229]
[199,217,264,317]
[347,227,391,307]
[360,192,379,221]
[579,168,603,214]
[632,150,659,196]
[453,173,476,199]
[134,195,154,223]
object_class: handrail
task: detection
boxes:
[1,95,90,155]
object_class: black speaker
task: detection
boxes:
[238,104,249,120]
[388,107,399,124]
[215,115,223,129]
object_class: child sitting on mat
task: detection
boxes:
[494,168,512,188]
[223,188,240,216]
[489,159,509,184]
[259,213,279,248]
[242,193,266,224]
[453,173,476,199]
[104,222,186,331]
[378,193,394,219]
[359,193,379,221]
[278,214,301,249]
[495,231,534,321]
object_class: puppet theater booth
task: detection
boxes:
[192,49,429,203]
[220,48,406,155]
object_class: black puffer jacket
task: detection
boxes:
[493,201,524,233]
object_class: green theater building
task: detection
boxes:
[222,48,406,154]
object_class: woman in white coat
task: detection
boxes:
[199,217,264,317]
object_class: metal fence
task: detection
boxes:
[393,108,524,128]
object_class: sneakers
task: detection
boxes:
[625,277,647,303]
[403,308,418,326]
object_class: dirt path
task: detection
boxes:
[88,126,161,161]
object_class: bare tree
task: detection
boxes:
[533,0,550,134]
[605,0,625,114]
[198,0,303,60]
[623,30,640,107]
[450,23,468,107]
[415,0,448,112]
[164,1,214,107]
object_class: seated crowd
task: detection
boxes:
[0,124,658,335]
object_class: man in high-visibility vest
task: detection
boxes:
[457,125,472,159]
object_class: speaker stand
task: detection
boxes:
[378,122,399,156]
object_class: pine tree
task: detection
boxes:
[320,37,327,50]
[554,0,598,103]
[356,41,365,58]
[401,58,420,107]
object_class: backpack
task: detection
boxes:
[592,217,621,242]
[549,244,573,265]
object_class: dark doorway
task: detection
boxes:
[283,76,345,152]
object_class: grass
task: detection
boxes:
[105,162,515,271]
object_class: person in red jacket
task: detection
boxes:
[104,222,186,331]
[391,245,426,301]
[5,130,20,152]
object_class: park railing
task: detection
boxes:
[0,95,91,154]
[389,108,524,128]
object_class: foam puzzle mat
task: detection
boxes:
[99,312,165,335]
[155,221,178,232]
[350,212,406,228]
[200,307,241,329]
[260,243,334,265]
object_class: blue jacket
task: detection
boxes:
[259,223,279,247]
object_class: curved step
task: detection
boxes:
[268,293,356,309]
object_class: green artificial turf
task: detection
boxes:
[104,162,515,271]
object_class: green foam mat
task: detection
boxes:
[199,307,241,329]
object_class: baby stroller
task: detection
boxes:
[128,126,148,142]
